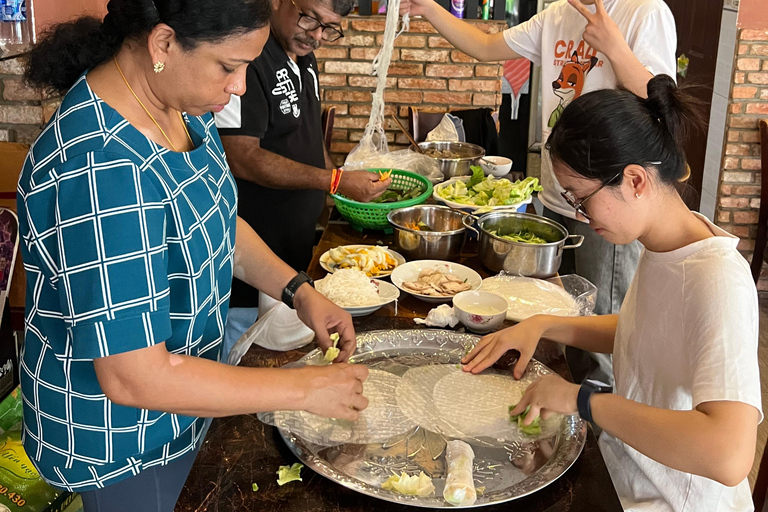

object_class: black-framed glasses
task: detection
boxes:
[290,0,344,42]
[560,161,662,221]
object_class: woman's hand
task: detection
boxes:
[509,375,579,425]
[298,364,370,420]
[461,317,547,378]
[399,0,436,18]
[568,0,628,61]
[293,283,357,362]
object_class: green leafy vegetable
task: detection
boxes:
[437,167,542,207]
[370,186,423,203]
[381,471,435,496]
[509,404,542,436]
[324,333,341,363]
[489,230,548,244]
[252,483,259,492]
[276,463,304,486]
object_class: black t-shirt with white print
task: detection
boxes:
[216,33,326,308]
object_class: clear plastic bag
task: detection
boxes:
[226,292,315,366]
[479,273,596,322]
[344,148,444,184]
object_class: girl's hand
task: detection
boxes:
[399,0,436,18]
[461,317,546,378]
[568,0,628,60]
[293,284,356,362]
[509,375,579,425]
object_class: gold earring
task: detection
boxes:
[153,62,165,73]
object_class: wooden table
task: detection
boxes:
[175,222,623,512]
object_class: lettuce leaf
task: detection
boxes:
[381,471,435,496]
[276,463,304,486]
[436,173,542,207]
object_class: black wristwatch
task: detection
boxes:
[281,271,314,309]
[577,379,612,425]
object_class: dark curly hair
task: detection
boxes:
[26,0,272,96]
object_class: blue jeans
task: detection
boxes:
[80,446,200,512]
[543,208,641,385]
[220,307,259,365]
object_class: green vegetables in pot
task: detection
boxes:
[489,230,548,244]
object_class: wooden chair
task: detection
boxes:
[750,120,768,284]
[321,106,336,151]
[407,106,445,143]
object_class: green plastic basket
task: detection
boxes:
[332,169,434,232]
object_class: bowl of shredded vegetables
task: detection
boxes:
[332,169,433,232]
[474,211,584,278]
[433,166,542,213]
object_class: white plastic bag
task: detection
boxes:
[479,273,596,323]
[343,148,444,184]
[226,292,315,365]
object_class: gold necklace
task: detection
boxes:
[113,57,193,152]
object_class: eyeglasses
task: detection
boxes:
[290,0,344,42]
[560,162,662,221]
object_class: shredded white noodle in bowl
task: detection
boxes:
[315,269,400,317]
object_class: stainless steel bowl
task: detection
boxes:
[470,211,584,278]
[387,205,467,261]
[418,141,485,179]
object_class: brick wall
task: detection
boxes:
[316,17,506,166]
[714,29,768,290]
[0,57,60,144]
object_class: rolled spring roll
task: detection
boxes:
[443,440,477,506]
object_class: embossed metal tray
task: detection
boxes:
[277,329,586,508]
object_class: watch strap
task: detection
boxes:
[577,380,611,425]
[282,271,314,309]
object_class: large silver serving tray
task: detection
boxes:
[276,329,586,508]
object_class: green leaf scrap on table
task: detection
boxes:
[437,166,542,207]
[276,463,304,486]
[509,404,542,436]
[252,483,259,492]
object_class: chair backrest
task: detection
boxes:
[322,106,336,152]
[407,107,446,143]
[0,209,19,327]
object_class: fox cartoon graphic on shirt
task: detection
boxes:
[547,51,598,128]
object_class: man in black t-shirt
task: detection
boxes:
[215,0,390,354]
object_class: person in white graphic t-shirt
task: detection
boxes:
[399,0,677,385]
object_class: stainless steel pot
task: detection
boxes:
[387,205,467,261]
[468,211,584,278]
[418,141,485,179]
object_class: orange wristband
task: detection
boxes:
[330,168,338,194]
[331,168,344,195]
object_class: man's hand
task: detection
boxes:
[336,170,391,203]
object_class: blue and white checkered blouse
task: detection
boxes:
[16,75,237,491]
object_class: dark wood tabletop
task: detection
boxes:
[175,220,623,512]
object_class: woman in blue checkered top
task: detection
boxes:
[17,1,368,510]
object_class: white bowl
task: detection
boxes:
[432,176,532,213]
[481,156,513,177]
[340,280,400,317]
[453,290,508,333]
[390,260,482,303]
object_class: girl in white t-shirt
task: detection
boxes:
[462,75,762,512]
[400,0,678,386]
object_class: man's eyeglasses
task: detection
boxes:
[560,162,662,221]
[291,0,344,42]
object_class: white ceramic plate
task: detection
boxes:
[319,245,406,278]
[342,280,400,317]
[432,176,532,213]
[390,260,482,303]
